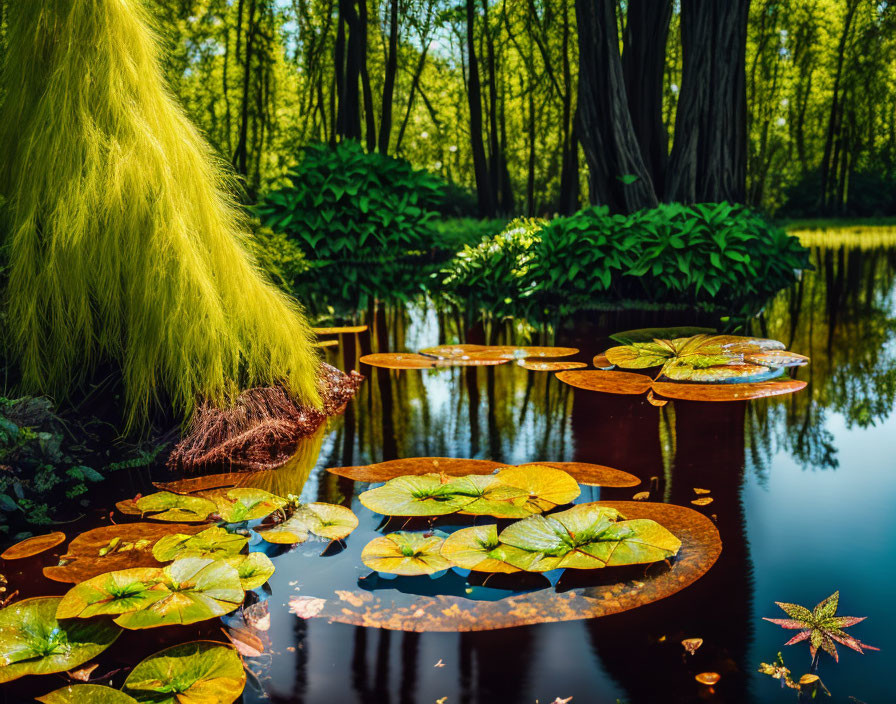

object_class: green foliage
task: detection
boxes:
[438,218,545,320]
[0,0,320,430]
[430,217,509,251]
[248,219,309,295]
[255,141,446,313]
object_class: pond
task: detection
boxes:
[3,239,894,704]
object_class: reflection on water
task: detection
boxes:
[238,241,896,704]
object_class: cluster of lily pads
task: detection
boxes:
[357,465,681,576]
[0,482,359,699]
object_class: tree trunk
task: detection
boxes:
[357,0,376,152]
[378,0,399,153]
[622,0,672,197]
[466,0,493,216]
[576,0,657,213]
[336,0,362,141]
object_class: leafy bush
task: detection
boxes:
[438,218,544,320]
[255,141,446,313]
[430,217,509,252]
[436,203,810,319]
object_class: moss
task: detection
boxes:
[0,0,320,430]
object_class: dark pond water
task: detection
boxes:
[4,240,895,704]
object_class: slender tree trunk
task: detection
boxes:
[395,45,430,154]
[466,0,493,216]
[233,0,257,180]
[357,0,376,151]
[378,0,399,153]
[576,0,657,212]
[622,0,672,197]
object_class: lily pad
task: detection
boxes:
[56,567,168,619]
[556,370,653,395]
[151,526,248,562]
[0,596,120,683]
[609,327,717,345]
[439,525,519,573]
[224,552,276,590]
[360,352,506,369]
[493,464,581,511]
[743,350,811,367]
[662,361,783,382]
[153,473,245,495]
[258,502,358,544]
[43,523,205,584]
[652,379,808,401]
[498,503,680,571]
[517,360,587,371]
[361,532,451,576]
[418,344,487,358]
[359,475,475,516]
[112,558,244,629]
[36,685,139,703]
[465,346,580,360]
[122,640,245,704]
[313,325,368,335]
[327,457,506,482]
[1,531,66,560]
[523,462,640,488]
[198,488,287,523]
[448,475,533,518]
[134,492,217,522]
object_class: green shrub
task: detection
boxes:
[438,218,544,320]
[255,141,446,313]
[430,217,509,252]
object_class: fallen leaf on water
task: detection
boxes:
[682,638,703,655]
[693,488,711,495]
[335,590,371,607]
[243,602,271,631]
[551,698,573,704]
[67,663,99,681]
[695,672,720,686]
[434,659,445,668]
[646,390,667,407]
[289,596,327,619]
[313,325,368,335]
[632,492,650,501]
[1,531,66,560]
[799,674,819,685]
[314,339,338,348]
[691,497,714,506]
[223,626,265,657]
[436,698,447,704]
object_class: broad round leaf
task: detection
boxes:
[359,475,475,516]
[465,345,579,360]
[199,488,287,523]
[447,475,533,518]
[1,531,66,560]
[517,360,587,371]
[521,462,640,488]
[153,473,245,495]
[361,532,450,575]
[259,502,358,544]
[440,525,519,573]
[134,492,217,522]
[36,684,139,703]
[122,640,245,704]
[556,370,653,395]
[744,350,810,367]
[662,362,781,382]
[327,457,505,482]
[224,552,276,590]
[361,352,506,369]
[0,596,120,683]
[56,567,167,619]
[152,526,248,562]
[493,464,580,511]
[652,379,807,401]
[604,343,672,369]
[313,325,367,334]
[113,558,244,629]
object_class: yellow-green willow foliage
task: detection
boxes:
[0,0,320,429]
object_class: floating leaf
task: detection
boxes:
[556,370,653,395]
[450,475,533,518]
[44,523,205,584]
[56,568,167,619]
[646,390,667,406]
[744,350,811,367]
[199,488,287,523]
[151,526,248,562]
[498,504,680,572]
[112,557,243,629]
[662,362,780,382]
[633,492,650,501]
[222,625,265,657]
[691,497,714,506]
[288,596,327,619]
[359,475,475,517]
[313,325,368,335]
[223,553,275,590]
[122,640,245,704]
[693,488,711,495]
[609,327,717,345]
[1,531,66,560]
[517,360,587,371]
[592,353,613,369]
[682,637,703,655]
[327,457,506,482]
[696,672,721,686]
[115,499,143,516]
[36,684,139,703]
[134,492,217,522]
[0,597,120,683]
[153,473,244,495]
[466,346,579,360]
[651,379,807,402]
[258,502,358,544]
[418,344,487,358]
[439,525,519,573]
[523,462,640,488]
[361,532,450,576]
[360,352,506,369]
[493,464,581,511]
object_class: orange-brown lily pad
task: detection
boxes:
[1,532,66,560]
[517,360,587,372]
[115,498,143,516]
[519,462,640,488]
[467,346,579,360]
[418,344,487,358]
[153,473,245,495]
[43,523,205,584]
[301,501,721,632]
[313,325,368,335]
[360,353,507,369]
[326,457,507,482]
[314,339,339,348]
[556,370,653,395]
[651,379,807,401]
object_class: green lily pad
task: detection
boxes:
[361,532,451,575]
[113,557,244,629]
[609,327,717,345]
[359,475,476,517]
[493,464,581,512]
[439,525,519,573]
[258,502,358,544]
[447,475,533,518]
[0,596,121,683]
[134,492,217,522]
[56,567,167,619]
[662,361,783,382]
[200,488,288,523]
[152,526,248,562]
[224,552,276,590]
[36,684,139,703]
[498,503,680,572]
[122,640,245,704]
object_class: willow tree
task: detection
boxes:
[0,0,321,430]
